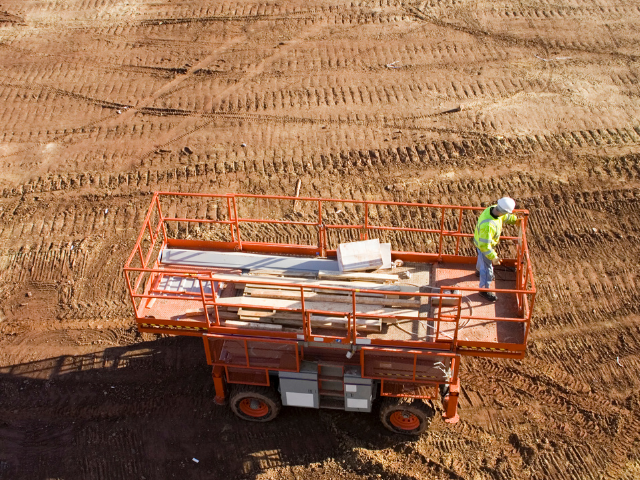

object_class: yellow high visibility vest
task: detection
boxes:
[473,206,517,260]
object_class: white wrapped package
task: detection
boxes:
[337,239,384,272]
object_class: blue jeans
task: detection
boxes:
[476,248,493,289]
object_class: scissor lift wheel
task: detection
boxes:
[379,397,436,435]
[229,385,282,422]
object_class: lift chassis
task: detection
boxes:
[124,192,535,435]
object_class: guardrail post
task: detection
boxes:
[212,273,221,327]
[305,311,312,340]
[362,202,369,241]
[438,207,445,259]
[453,296,461,346]
[155,194,167,242]
[516,216,527,315]
[454,208,463,255]
[412,354,417,382]
[351,291,357,343]
[436,288,444,342]
[232,195,242,251]
[318,200,325,256]
[300,286,308,338]
[226,196,236,243]
[124,270,139,314]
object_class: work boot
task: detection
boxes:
[475,270,479,277]
[479,291,497,302]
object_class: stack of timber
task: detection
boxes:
[213,273,421,333]
[180,272,422,333]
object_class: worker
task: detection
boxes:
[473,197,520,302]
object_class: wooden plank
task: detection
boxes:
[179,305,381,332]
[237,308,302,321]
[430,297,460,306]
[181,296,419,318]
[223,320,283,331]
[181,307,209,317]
[214,274,418,298]
[317,271,399,282]
[244,285,299,293]
[245,285,389,299]
[248,269,316,277]
[210,273,393,288]
[311,315,381,332]
[238,308,379,324]
[238,309,380,326]
[244,283,420,299]
[216,295,419,318]
[246,288,420,308]
[180,308,237,319]
[242,319,379,333]
[237,313,381,332]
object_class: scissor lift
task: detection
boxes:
[124,193,535,434]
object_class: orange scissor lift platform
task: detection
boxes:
[124,193,535,431]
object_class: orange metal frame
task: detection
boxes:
[203,334,301,387]
[360,347,461,399]
[124,193,535,346]
[123,192,536,408]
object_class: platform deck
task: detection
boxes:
[138,251,525,347]
[434,263,525,345]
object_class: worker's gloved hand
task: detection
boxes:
[491,257,501,266]
[515,217,522,227]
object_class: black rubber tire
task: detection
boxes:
[229,385,282,422]
[379,397,436,435]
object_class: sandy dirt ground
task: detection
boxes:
[1,0,640,478]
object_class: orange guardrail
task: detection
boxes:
[123,192,535,358]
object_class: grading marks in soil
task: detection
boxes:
[1,0,640,479]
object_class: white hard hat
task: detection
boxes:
[496,197,516,214]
